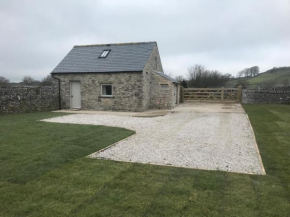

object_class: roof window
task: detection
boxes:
[99,50,110,58]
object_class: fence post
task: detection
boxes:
[221,87,224,101]
[237,85,242,102]
[180,86,184,103]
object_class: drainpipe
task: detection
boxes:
[52,76,61,110]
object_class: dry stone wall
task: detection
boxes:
[242,87,290,104]
[0,87,59,114]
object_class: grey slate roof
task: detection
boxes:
[154,71,179,83]
[51,42,157,74]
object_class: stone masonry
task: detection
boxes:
[52,72,145,112]
[149,73,180,109]
[52,45,179,112]
[0,87,58,114]
[142,46,164,110]
[242,87,290,104]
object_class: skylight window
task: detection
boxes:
[99,50,110,58]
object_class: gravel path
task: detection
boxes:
[43,105,265,175]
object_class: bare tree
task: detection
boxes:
[187,64,230,87]
[175,75,183,83]
[0,76,10,86]
[181,80,188,88]
[224,73,234,79]
[236,70,244,78]
[41,75,53,86]
[237,66,259,78]
[246,69,249,77]
[187,64,206,87]
[22,76,35,86]
[252,66,259,76]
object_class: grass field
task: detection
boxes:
[0,107,289,216]
[227,67,290,89]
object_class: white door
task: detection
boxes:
[70,81,81,109]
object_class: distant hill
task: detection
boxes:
[226,67,290,89]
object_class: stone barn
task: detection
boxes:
[51,41,179,112]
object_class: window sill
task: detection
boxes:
[99,95,114,98]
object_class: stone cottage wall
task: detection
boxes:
[0,87,59,114]
[149,73,177,109]
[52,72,145,112]
[142,46,164,110]
[242,87,290,104]
[172,83,180,106]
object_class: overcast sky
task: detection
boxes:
[1,0,290,82]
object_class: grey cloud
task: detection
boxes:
[0,0,289,81]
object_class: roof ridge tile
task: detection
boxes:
[75,41,156,47]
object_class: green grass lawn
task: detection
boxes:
[0,107,289,217]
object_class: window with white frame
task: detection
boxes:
[101,84,113,96]
[99,50,110,58]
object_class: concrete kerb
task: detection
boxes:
[52,109,171,117]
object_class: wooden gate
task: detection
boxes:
[182,86,242,102]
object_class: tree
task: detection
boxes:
[181,79,188,88]
[187,64,206,87]
[224,73,234,79]
[236,70,244,78]
[41,75,53,86]
[237,66,259,78]
[175,75,183,83]
[187,64,230,87]
[252,66,259,77]
[0,76,10,86]
[22,76,35,86]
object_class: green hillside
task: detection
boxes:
[227,67,290,89]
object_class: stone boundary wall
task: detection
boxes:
[242,86,290,104]
[0,87,59,114]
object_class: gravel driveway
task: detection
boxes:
[43,103,265,175]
